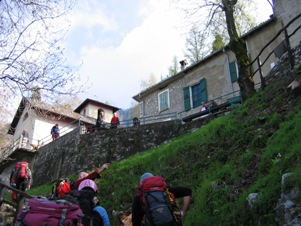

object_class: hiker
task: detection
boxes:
[51,178,71,198]
[200,102,209,111]
[133,117,140,127]
[10,161,32,202]
[131,172,192,226]
[200,102,209,118]
[209,100,219,113]
[110,113,120,129]
[51,123,60,140]
[74,179,110,226]
[96,111,104,129]
[71,163,109,190]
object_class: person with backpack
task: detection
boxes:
[71,163,109,190]
[51,178,72,198]
[64,179,110,226]
[10,161,32,201]
[131,172,192,226]
[79,179,110,226]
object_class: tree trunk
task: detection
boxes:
[222,0,255,101]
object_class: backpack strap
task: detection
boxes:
[58,208,67,226]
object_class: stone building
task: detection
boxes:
[132,0,301,121]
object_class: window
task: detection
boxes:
[191,83,203,107]
[183,79,207,111]
[158,89,170,112]
[229,61,238,82]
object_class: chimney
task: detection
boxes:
[179,59,188,71]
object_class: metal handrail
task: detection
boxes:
[249,13,301,89]
[84,112,178,133]
[0,118,84,160]
[37,118,83,145]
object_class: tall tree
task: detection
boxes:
[184,25,209,63]
[178,0,268,100]
[222,0,255,100]
[0,0,83,104]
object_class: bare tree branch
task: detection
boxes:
[0,0,84,103]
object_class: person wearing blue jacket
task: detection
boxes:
[93,205,110,226]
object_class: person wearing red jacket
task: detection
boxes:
[110,113,120,129]
[71,163,109,190]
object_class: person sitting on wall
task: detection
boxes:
[209,100,219,114]
[200,102,209,118]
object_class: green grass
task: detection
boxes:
[23,76,301,225]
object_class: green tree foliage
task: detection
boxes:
[212,33,225,52]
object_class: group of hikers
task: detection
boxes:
[9,161,192,226]
[89,112,141,133]
[51,111,142,136]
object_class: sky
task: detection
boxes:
[64,0,273,110]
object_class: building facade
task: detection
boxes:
[132,0,300,121]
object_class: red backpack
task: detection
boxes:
[12,162,29,181]
[137,176,179,226]
[52,178,71,198]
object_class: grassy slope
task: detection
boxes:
[28,70,301,225]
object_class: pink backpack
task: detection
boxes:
[14,196,83,225]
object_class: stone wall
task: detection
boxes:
[0,118,208,187]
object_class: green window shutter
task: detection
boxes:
[159,91,168,111]
[183,87,191,111]
[200,79,207,103]
[229,61,238,82]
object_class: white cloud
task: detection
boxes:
[69,2,117,31]
[66,0,273,109]
[69,0,187,109]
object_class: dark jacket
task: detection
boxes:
[131,186,192,226]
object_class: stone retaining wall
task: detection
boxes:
[0,118,207,187]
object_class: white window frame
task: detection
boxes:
[158,89,170,112]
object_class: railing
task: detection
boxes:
[38,118,82,146]
[1,112,179,158]
[122,112,178,126]
[177,89,242,121]
[0,179,32,223]
[0,118,83,160]
[83,112,178,134]
[249,13,301,90]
